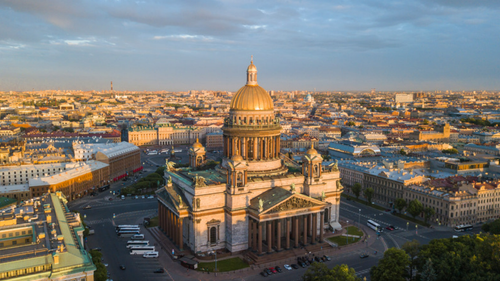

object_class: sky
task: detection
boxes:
[0,0,499,92]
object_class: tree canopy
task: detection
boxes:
[363,188,374,204]
[407,199,423,219]
[370,248,410,281]
[352,183,362,199]
[394,198,407,213]
[303,262,360,281]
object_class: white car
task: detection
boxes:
[141,195,145,199]
[284,264,292,270]
[147,195,154,199]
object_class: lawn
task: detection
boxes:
[328,236,361,246]
[146,216,158,228]
[346,226,363,237]
[198,257,249,272]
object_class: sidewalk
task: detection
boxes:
[145,223,381,281]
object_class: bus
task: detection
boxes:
[160,149,169,154]
[147,150,158,155]
[117,230,140,237]
[116,227,140,233]
[130,246,155,255]
[454,224,473,232]
[126,240,149,248]
[367,220,382,232]
[116,225,139,230]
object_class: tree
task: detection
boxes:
[420,258,437,281]
[481,218,500,234]
[352,183,362,199]
[442,148,458,154]
[363,188,374,204]
[423,119,430,125]
[303,262,360,281]
[399,149,407,156]
[394,198,407,214]
[407,199,423,219]
[370,248,410,281]
[402,240,420,280]
[423,207,435,224]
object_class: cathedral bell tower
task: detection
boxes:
[224,150,248,194]
[189,138,206,169]
[302,144,323,195]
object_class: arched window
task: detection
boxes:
[210,226,217,244]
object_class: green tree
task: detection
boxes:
[399,149,407,156]
[303,262,360,281]
[352,183,362,199]
[363,188,374,204]
[402,240,420,280]
[407,199,423,219]
[481,218,500,234]
[89,250,107,281]
[442,148,458,154]
[370,248,410,281]
[420,258,437,281]
[155,166,166,175]
[394,198,407,214]
[423,207,435,224]
[423,119,430,125]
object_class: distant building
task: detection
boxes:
[409,123,451,142]
[0,192,96,280]
[395,93,413,103]
[206,131,223,151]
[328,140,381,158]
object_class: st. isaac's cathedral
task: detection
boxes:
[156,59,343,255]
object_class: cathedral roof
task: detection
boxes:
[192,138,203,148]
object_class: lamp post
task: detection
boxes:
[346,220,349,245]
[416,224,418,235]
[358,209,361,228]
[407,222,409,231]
[214,250,217,276]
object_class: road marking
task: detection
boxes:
[385,233,400,249]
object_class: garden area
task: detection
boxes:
[197,257,249,272]
[120,167,165,196]
[327,225,363,246]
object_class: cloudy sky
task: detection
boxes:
[0,0,499,92]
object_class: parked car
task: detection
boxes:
[153,268,164,273]
[264,268,272,275]
[260,271,268,277]
[314,256,321,263]
[291,264,299,269]
[283,264,292,271]
[275,266,282,273]
[269,267,277,274]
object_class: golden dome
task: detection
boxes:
[192,138,203,148]
[231,154,244,161]
[247,61,257,72]
[230,85,274,111]
[305,144,319,155]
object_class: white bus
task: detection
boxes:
[116,225,139,230]
[147,150,158,155]
[143,251,159,258]
[130,246,155,255]
[116,227,140,233]
[126,240,149,248]
[454,224,473,232]
[160,149,169,154]
[367,220,382,232]
[117,230,140,237]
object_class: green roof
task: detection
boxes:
[0,197,17,209]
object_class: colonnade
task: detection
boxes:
[158,203,184,251]
[248,212,325,255]
[223,136,280,160]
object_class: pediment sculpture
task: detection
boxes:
[267,197,319,214]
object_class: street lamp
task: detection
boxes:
[358,209,361,228]
[407,222,409,231]
[416,224,418,235]
[346,220,349,245]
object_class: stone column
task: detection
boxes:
[276,219,281,251]
[173,216,177,246]
[248,219,252,249]
[178,217,183,250]
[253,137,258,160]
[258,222,263,255]
[294,216,299,248]
[308,214,313,237]
[312,213,317,244]
[267,221,272,253]
[158,203,162,231]
[285,218,290,249]
[167,210,171,238]
[242,138,246,159]
[253,219,258,251]
[319,212,324,242]
[271,220,275,246]
[303,215,308,246]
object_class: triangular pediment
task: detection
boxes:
[262,194,325,215]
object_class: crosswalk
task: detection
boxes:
[340,207,404,231]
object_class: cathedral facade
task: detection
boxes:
[156,60,343,254]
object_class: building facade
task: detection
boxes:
[156,60,343,257]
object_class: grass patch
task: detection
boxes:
[346,226,363,237]
[197,257,249,272]
[327,236,361,246]
[146,216,158,228]
[392,212,430,227]
[341,194,386,211]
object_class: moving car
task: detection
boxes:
[83,205,92,210]
[283,264,292,270]
[91,247,101,251]
[119,265,126,270]
[386,226,395,231]
[360,254,369,259]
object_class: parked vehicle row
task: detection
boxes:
[260,255,331,277]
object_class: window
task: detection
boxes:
[210,226,217,244]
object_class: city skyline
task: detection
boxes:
[0,0,499,91]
